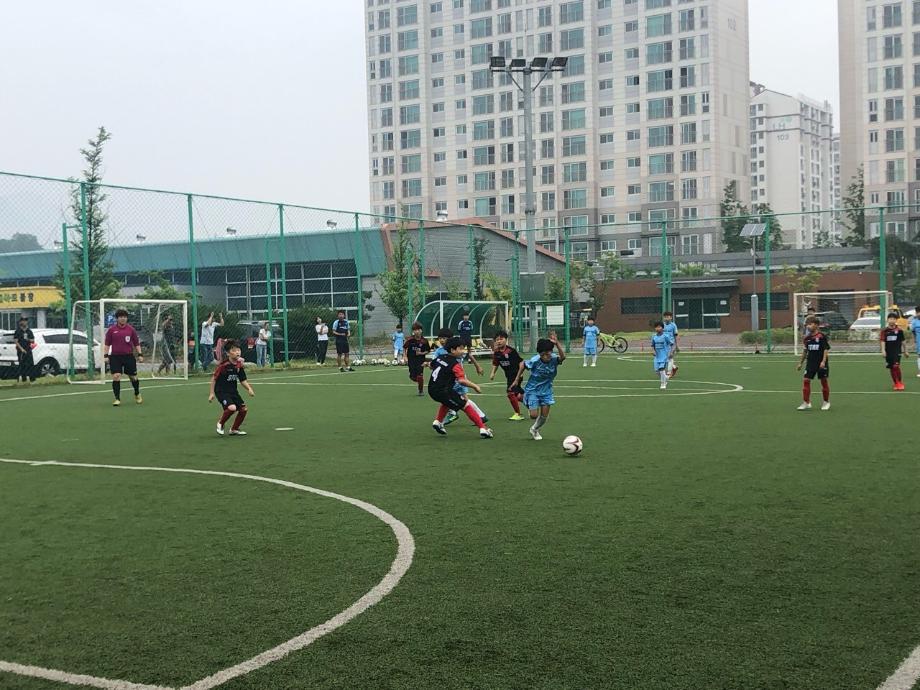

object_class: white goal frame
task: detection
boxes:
[68,299,189,384]
[793,290,892,355]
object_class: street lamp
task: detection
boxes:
[135,234,147,243]
[741,223,766,345]
[490,54,568,349]
[225,227,238,236]
[326,220,338,230]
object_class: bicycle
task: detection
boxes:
[597,331,629,354]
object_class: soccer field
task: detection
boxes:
[1,355,918,690]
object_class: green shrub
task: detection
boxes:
[738,327,796,345]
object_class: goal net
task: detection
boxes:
[793,290,894,355]
[68,299,189,384]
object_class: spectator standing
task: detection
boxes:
[315,316,329,364]
[199,312,223,371]
[256,321,271,367]
[14,317,35,383]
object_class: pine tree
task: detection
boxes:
[842,166,866,246]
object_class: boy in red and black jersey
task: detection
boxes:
[881,312,906,390]
[429,337,492,438]
[489,329,525,421]
[209,340,255,435]
[403,321,431,396]
[796,316,831,411]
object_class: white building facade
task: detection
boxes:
[364,0,750,260]
[749,84,837,248]
[838,0,920,240]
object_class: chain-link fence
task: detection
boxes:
[0,170,913,369]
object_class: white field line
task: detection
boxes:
[0,458,415,690]
[877,645,920,690]
[0,662,169,690]
[740,389,920,395]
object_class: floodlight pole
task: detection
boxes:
[878,206,887,328]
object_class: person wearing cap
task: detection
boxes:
[14,316,35,383]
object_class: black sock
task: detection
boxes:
[113,380,121,399]
[131,379,140,395]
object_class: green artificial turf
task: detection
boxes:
[0,355,917,689]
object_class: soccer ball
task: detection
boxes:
[562,435,583,456]
[371,358,379,365]
[384,359,391,366]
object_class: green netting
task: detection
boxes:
[414,300,509,341]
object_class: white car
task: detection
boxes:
[847,316,881,341]
[0,328,99,378]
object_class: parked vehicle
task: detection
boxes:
[857,304,908,330]
[0,329,99,378]
[848,317,882,341]
[235,321,285,364]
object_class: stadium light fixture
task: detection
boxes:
[509,57,527,69]
[53,240,63,249]
[550,56,568,69]
[326,220,338,229]
[489,56,506,70]
[225,227,238,236]
[529,57,549,70]
[135,234,147,243]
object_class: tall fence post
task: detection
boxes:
[660,221,669,313]
[278,204,290,365]
[61,223,74,376]
[354,213,365,359]
[418,220,426,308]
[512,230,522,352]
[186,194,200,371]
[467,224,475,298]
[878,206,888,327]
[406,239,415,328]
[80,183,96,376]
[264,237,274,368]
[563,227,571,352]
[765,215,773,354]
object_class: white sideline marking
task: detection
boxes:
[878,645,920,690]
[274,427,294,431]
[0,458,415,690]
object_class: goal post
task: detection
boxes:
[68,299,189,384]
[793,290,893,355]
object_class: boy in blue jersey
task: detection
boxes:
[432,328,486,425]
[662,311,679,377]
[582,317,600,367]
[911,307,920,376]
[392,325,405,364]
[651,321,675,390]
[458,312,474,360]
[511,332,566,441]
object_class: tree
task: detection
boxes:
[842,166,866,246]
[54,127,120,302]
[441,279,465,300]
[376,222,416,325]
[720,181,749,252]
[780,265,823,297]
[471,235,489,299]
[674,262,710,277]
[0,233,41,253]
[571,253,634,315]
[482,272,512,302]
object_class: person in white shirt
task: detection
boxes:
[315,316,329,364]
[256,322,271,367]
[199,312,224,371]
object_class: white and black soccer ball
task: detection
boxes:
[384,359,391,366]
[562,435,583,456]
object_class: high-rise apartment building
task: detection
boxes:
[839,0,920,240]
[749,84,837,248]
[364,0,750,260]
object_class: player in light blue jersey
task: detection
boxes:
[392,325,405,364]
[432,328,486,425]
[911,307,920,376]
[511,332,566,441]
[651,320,675,390]
[582,317,600,367]
[662,311,679,378]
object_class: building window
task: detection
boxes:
[562,108,587,130]
[562,135,586,156]
[560,28,585,51]
[646,41,673,64]
[647,125,674,147]
[646,13,672,37]
[563,189,588,209]
[600,159,615,171]
[622,297,661,315]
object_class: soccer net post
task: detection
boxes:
[793,290,894,355]
[68,299,189,384]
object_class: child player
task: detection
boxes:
[489,329,525,420]
[392,324,405,365]
[663,311,679,378]
[911,306,920,377]
[796,315,831,410]
[582,317,600,367]
[651,321,675,390]
[432,328,487,425]
[104,309,144,406]
[511,332,566,441]
[404,322,431,396]
[209,340,255,435]
[429,336,493,438]
[881,312,906,391]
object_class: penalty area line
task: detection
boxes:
[877,645,920,690]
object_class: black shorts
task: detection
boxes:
[408,360,426,379]
[505,382,524,397]
[218,392,246,410]
[804,364,829,380]
[335,339,349,355]
[428,388,466,411]
[886,354,902,368]
[459,333,472,347]
[109,354,137,376]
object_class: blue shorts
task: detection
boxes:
[453,382,469,395]
[654,359,669,371]
[524,390,555,409]
[584,345,597,355]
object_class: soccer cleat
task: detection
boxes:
[797,402,812,411]
[583,363,588,367]
[347,367,354,372]
[660,383,667,390]
[216,424,224,436]
[529,425,542,441]
[821,401,831,411]
[509,413,525,421]
[590,363,596,367]
[895,382,905,391]
[444,410,459,425]
[229,429,247,435]
[479,427,494,439]
[135,394,143,404]
[417,390,424,396]
[432,421,447,435]
[112,399,121,407]
[340,367,345,372]
[669,366,679,379]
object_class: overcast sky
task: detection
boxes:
[0,1,839,217]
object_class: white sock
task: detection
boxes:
[592,355,597,365]
[533,414,548,430]
[470,400,486,418]
[660,370,668,385]
[916,356,920,371]
[583,355,588,365]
